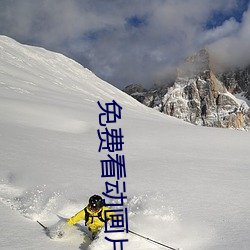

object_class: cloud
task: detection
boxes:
[209,4,250,69]
[0,0,249,89]
[200,18,240,45]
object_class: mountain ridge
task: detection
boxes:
[123,49,250,130]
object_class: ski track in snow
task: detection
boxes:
[3,36,248,250]
[0,180,212,250]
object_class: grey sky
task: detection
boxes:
[0,0,249,89]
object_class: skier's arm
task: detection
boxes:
[67,209,85,225]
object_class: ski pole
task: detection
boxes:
[37,220,48,230]
[127,229,181,250]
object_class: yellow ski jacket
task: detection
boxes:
[67,206,115,233]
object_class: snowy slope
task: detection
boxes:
[0,36,250,250]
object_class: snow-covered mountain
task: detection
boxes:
[1,36,250,250]
[217,65,250,100]
[124,49,250,130]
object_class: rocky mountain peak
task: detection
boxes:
[123,49,250,130]
[177,49,210,78]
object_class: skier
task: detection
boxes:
[66,194,115,239]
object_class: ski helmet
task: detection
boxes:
[89,195,103,211]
